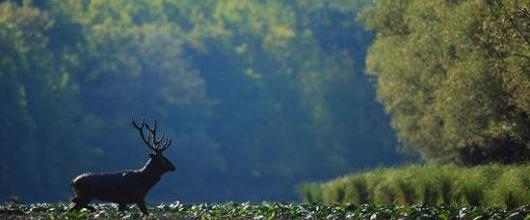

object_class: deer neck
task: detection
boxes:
[139,158,166,186]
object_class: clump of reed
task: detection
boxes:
[299,164,530,207]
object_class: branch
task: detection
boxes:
[495,0,530,46]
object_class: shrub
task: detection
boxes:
[343,175,369,205]
[437,167,455,204]
[300,164,530,207]
[486,168,530,208]
[321,180,347,204]
[298,183,322,203]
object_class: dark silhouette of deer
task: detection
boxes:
[69,119,175,215]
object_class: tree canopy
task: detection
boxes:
[360,0,530,164]
[0,0,400,202]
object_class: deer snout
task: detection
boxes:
[169,166,176,172]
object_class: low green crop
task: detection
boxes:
[0,202,528,219]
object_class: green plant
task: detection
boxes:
[343,175,369,205]
[301,164,530,207]
[1,202,528,219]
[298,183,322,203]
[487,169,530,208]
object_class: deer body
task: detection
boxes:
[70,120,175,215]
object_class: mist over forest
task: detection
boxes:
[0,0,404,202]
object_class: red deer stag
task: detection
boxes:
[69,119,175,215]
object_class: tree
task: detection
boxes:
[0,0,401,202]
[360,0,530,164]
[0,1,96,200]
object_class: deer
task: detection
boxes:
[69,119,176,215]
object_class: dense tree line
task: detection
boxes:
[360,0,530,164]
[0,0,400,202]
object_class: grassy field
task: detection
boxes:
[300,164,530,208]
[0,202,528,219]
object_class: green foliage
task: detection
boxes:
[359,0,530,164]
[343,175,369,205]
[301,164,530,207]
[0,1,96,200]
[0,0,399,202]
[486,168,530,208]
[298,183,322,203]
[0,202,529,219]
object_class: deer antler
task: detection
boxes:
[132,119,171,153]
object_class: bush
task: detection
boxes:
[343,175,369,205]
[486,168,530,208]
[298,183,322,203]
[300,164,530,207]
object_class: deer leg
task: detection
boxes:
[136,201,149,216]
[69,203,82,212]
[70,197,81,211]
[85,205,96,212]
[118,203,127,212]
[70,196,94,212]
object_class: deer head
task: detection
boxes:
[132,119,176,172]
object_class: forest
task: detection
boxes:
[0,0,529,215]
[0,0,402,203]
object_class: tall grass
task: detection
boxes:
[299,183,322,203]
[344,175,369,204]
[299,164,530,207]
